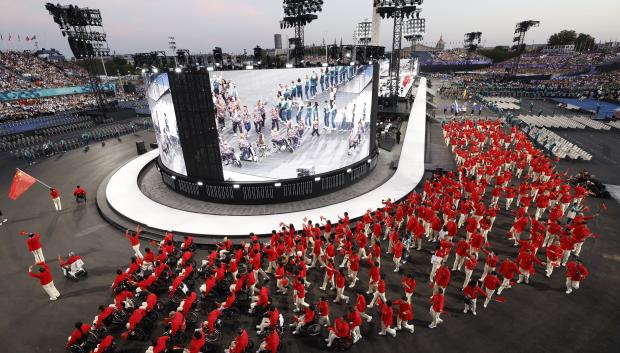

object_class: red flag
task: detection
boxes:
[8,169,37,200]
[601,203,607,211]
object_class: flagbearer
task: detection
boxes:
[50,187,62,211]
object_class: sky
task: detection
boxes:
[0,0,619,57]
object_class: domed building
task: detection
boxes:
[436,34,446,50]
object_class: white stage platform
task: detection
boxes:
[105,78,428,237]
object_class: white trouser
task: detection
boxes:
[565,278,580,292]
[429,308,442,327]
[52,197,62,211]
[321,274,334,290]
[335,287,349,303]
[351,325,361,342]
[369,291,386,307]
[464,298,477,313]
[452,255,465,271]
[497,277,511,294]
[32,249,45,263]
[463,268,473,289]
[396,317,414,332]
[480,264,493,281]
[132,244,143,258]
[379,321,396,336]
[318,315,330,326]
[42,281,60,299]
[348,271,358,287]
[326,331,339,347]
[546,260,559,277]
[405,292,413,304]
[573,242,584,257]
[483,288,495,307]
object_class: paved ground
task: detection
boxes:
[1,117,619,353]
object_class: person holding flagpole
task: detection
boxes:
[50,188,62,211]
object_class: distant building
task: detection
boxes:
[435,35,445,50]
[35,48,65,62]
[274,34,282,50]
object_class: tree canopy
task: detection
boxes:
[548,30,596,51]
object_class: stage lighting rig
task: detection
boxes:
[510,20,539,76]
[373,0,423,106]
[355,20,373,62]
[464,31,482,60]
[404,17,425,72]
[45,2,110,122]
[280,0,323,66]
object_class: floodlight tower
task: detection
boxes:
[510,20,540,76]
[355,20,373,63]
[45,3,110,121]
[404,15,425,72]
[168,36,177,67]
[280,0,324,66]
[463,31,482,60]
[374,0,424,106]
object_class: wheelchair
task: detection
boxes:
[62,258,88,282]
[222,151,242,167]
[329,336,354,351]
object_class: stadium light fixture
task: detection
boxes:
[274,182,282,187]
[286,63,294,68]
[314,177,321,181]
[207,66,215,71]
[196,181,204,186]
[174,67,182,73]
[171,175,176,180]
[233,184,240,189]
[245,65,254,70]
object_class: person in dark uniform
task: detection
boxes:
[396,129,402,144]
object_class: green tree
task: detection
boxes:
[575,33,596,51]
[548,30,577,46]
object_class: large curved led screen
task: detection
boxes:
[146,73,187,176]
[211,64,375,180]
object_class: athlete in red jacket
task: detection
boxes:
[565,260,589,294]
[28,262,60,300]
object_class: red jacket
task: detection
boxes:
[393,299,413,321]
[329,317,350,338]
[463,284,486,299]
[402,277,416,294]
[28,263,53,285]
[498,258,518,279]
[93,335,114,353]
[26,234,42,251]
[482,274,501,290]
[50,189,60,199]
[188,331,206,353]
[566,262,589,281]
[66,323,91,348]
[230,330,249,353]
[430,293,444,312]
[434,266,451,287]
[264,331,280,353]
[355,294,367,312]
[378,300,394,326]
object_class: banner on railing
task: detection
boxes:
[0,83,116,101]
